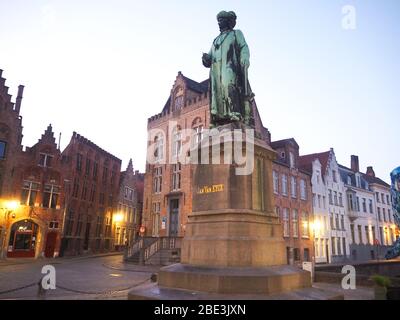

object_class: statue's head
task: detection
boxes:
[391,167,400,192]
[217,11,237,32]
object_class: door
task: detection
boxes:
[169,199,179,237]
[45,232,57,258]
[7,220,38,258]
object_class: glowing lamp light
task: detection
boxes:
[6,200,19,211]
[113,213,124,223]
[311,220,322,233]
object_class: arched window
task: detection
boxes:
[174,87,184,111]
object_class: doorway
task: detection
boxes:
[169,199,179,237]
[45,232,57,258]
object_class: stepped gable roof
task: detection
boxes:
[298,151,331,175]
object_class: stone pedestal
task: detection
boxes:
[131,123,312,298]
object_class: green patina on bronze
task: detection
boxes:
[202,11,255,127]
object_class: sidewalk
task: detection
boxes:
[0,252,123,267]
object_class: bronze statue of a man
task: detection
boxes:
[203,11,254,127]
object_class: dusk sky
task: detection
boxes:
[1,0,399,182]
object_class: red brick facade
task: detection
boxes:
[0,69,144,259]
[271,139,314,265]
[59,132,122,256]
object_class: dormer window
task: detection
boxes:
[174,87,184,111]
[289,152,295,168]
[281,152,286,160]
[174,95,184,110]
[347,176,352,185]
[39,153,53,168]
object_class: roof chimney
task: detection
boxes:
[366,166,375,177]
[351,155,359,173]
[15,85,24,114]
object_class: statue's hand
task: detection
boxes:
[202,53,212,68]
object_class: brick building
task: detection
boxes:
[115,159,144,249]
[143,72,271,239]
[271,138,314,265]
[0,70,66,258]
[59,132,122,256]
[0,70,24,258]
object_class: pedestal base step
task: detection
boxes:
[157,263,311,295]
[128,282,344,300]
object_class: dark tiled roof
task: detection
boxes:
[362,174,390,188]
[271,138,298,150]
[298,151,330,175]
[182,75,209,94]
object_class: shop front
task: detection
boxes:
[7,220,39,258]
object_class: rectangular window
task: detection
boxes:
[334,191,338,206]
[76,153,83,172]
[172,163,182,191]
[290,177,297,198]
[331,237,336,255]
[289,152,295,169]
[339,193,343,207]
[365,226,370,245]
[369,199,373,214]
[381,193,385,204]
[39,153,53,167]
[85,158,91,176]
[90,185,96,202]
[283,208,289,237]
[342,238,347,256]
[387,195,390,205]
[376,192,380,203]
[153,167,163,193]
[330,214,335,230]
[65,210,74,236]
[42,184,60,209]
[358,225,363,245]
[372,226,376,244]
[292,209,298,238]
[329,190,333,205]
[356,197,360,212]
[93,162,98,180]
[273,171,279,194]
[72,178,80,198]
[0,141,6,159]
[281,175,288,196]
[102,167,108,183]
[350,224,355,243]
[333,170,337,183]
[300,179,306,200]
[301,212,309,238]
[388,209,392,223]
[81,182,88,201]
[335,214,339,230]
[378,207,382,221]
[21,181,40,206]
[337,237,342,255]
[348,194,354,211]
[313,194,316,207]
[76,214,83,237]
[318,195,321,208]
[383,208,386,222]
[341,215,345,230]
[362,198,367,213]
[323,196,326,209]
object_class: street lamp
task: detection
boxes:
[1,199,19,259]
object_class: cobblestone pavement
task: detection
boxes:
[0,255,375,300]
[0,254,160,300]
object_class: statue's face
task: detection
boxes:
[218,17,230,32]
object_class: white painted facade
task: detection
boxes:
[370,184,396,246]
[307,149,350,264]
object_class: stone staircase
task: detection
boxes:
[124,237,183,266]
